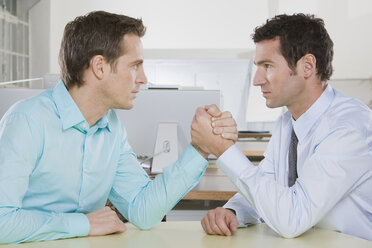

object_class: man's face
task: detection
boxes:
[102,34,147,110]
[253,38,305,109]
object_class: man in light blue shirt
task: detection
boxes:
[0,11,237,243]
[191,14,372,240]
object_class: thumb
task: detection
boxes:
[228,216,239,232]
[205,104,222,117]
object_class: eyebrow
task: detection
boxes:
[254,59,274,66]
[130,59,144,66]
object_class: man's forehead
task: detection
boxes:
[118,34,143,60]
[256,38,280,52]
[254,39,281,63]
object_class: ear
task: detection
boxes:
[90,55,106,80]
[301,54,316,79]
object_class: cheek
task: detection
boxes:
[120,75,135,91]
[266,70,278,88]
[130,69,137,81]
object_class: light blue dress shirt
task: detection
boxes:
[221,85,372,240]
[0,81,208,244]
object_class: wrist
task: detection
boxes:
[214,141,233,158]
[192,143,209,159]
[225,208,236,215]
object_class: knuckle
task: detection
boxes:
[223,134,231,139]
[196,107,204,114]
[207,210,215,216]
[222,111,231,118]
[208,104,216,110]
[216,207,224,212]
[212,225,220,233]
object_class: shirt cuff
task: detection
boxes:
[65,213,90,238]
[217,144,255,184]
[224,196,262,227]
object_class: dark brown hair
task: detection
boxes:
[59,11,146,89]
[253,13,333,81]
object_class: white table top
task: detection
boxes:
[1,221,371,248]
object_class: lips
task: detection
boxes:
[262,91,271,98]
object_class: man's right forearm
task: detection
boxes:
[0,207,89,244]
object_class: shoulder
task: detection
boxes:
[324,90,371,134]
[314,90,372,150]
[0,90,56,140]
[3,89,56,121]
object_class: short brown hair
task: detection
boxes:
[253,14,333,82]
[59,11,146,89]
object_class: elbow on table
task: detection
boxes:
[130,217,163,231]
[133,221,156,231]
[275,226,308,239]
[279,232,301,239]
[127,206,166,230]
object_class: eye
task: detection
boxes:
[264,64,271,69]
[133,64,139,71]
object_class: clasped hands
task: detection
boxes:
[191,104,237,158]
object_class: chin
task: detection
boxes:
[265,101,279,109]
[123,102,134,110]
[265,101,274,108]
[113,101,134,110]
[119,105,133,110]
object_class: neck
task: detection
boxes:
[68,85,109,127]
[288,81,327,120]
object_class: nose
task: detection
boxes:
[252,67,266,86]
[136,65,148,85]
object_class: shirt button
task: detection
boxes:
[84,168,87,172]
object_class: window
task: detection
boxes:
[0,0,29,88]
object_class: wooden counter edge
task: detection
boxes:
[183,190,237,201]
[243,150,264,157]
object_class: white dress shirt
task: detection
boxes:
[219,85,372,240]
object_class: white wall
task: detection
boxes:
[276,0,372,80]
[33,0,270,74]
[29,0,372,107]
[29,0,50,88]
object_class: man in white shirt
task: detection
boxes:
[191,13,372,240]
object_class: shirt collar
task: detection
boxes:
[52,80,111,132]
[96,112,111,132]
[292,84,335,143]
